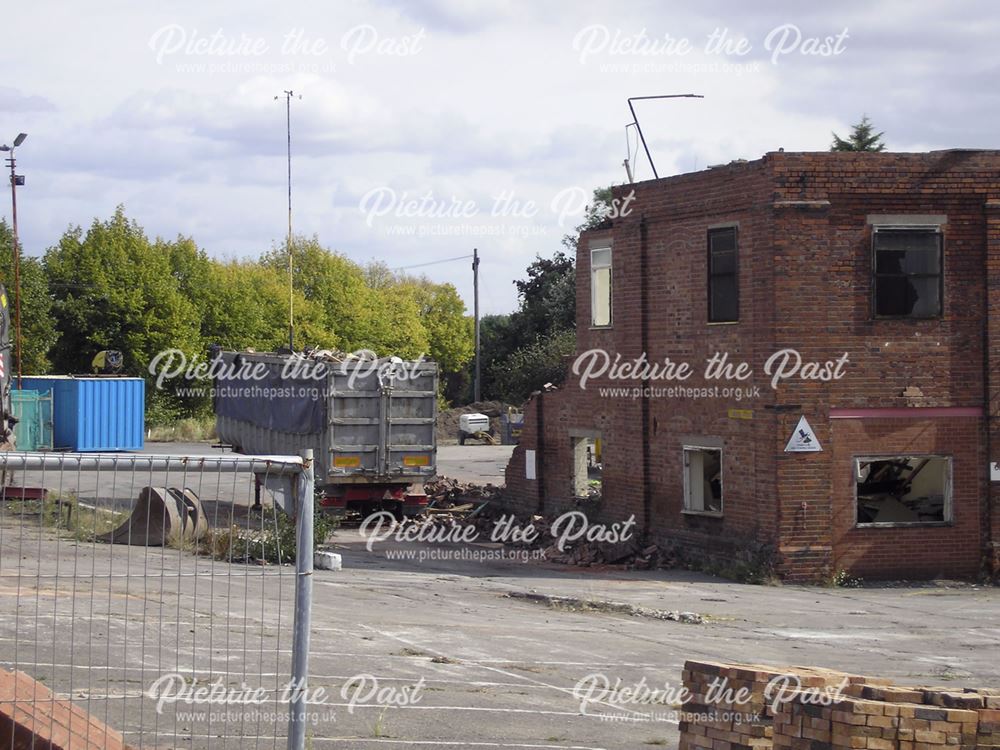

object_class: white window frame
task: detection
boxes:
[590,245,612,328]
[854,455,953,528]
[682,445,723,516]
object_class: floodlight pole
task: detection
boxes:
[2,135,26,389]
[281,91,297,352]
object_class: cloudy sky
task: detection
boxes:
[2,0,997,314]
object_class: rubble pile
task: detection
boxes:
[481,508,678,569]
[411,480,678,570]
[422,476,503,516]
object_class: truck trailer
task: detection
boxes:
[214,350,437,517]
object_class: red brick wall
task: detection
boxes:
[504,150,1000,581]
[829,416,985,579]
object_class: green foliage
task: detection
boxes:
[487,328,576,404]
[831,115,886,152]
[26,208,472,425]
[0,221,58,374]
[205,504,339,564]
[475,187,619,403]
[44,207,202,376]
[399,278,474,372]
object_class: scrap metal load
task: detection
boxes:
[214,350,438,517]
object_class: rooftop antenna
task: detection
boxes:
[627,94,704,179]
[623,123,636,183]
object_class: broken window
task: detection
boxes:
[873,228,942,318]
[683,447,723,514]
[708,227,738,323]
[572,436,602,500]
[855,456,951,526]
[591,246,612,327]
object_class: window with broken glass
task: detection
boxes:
[683,447,723,514]
[855,456,952,526]
[872,228,942,318]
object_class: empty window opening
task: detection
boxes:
[572,436,602,499]
[591,246,612,327]
[873,227,942,318]
[684,447,723,514]
[855,456,951,526]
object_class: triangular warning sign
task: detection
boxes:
[785,416,822,453]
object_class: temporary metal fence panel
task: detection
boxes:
[0,450,314,750]
[11,389,54,451]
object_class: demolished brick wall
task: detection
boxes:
[504,151,1000,581]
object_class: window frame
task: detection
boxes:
[570,431,602,500]
[707,226,739,324]
[590,244,613,328]
[682,445,724,517]
[871,226,944,320]
[853,454,953,529]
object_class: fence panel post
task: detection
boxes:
[287,448,314,750]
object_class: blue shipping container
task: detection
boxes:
[20,377,145,452]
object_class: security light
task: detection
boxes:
[13,133,26,147]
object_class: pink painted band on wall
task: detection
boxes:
[829,407,983,419]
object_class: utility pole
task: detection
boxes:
[1,133,27,390]
[277,91,300,352]
[473,248,480,403]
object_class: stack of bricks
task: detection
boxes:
[0,668,127,750]
[839,683,1000,749]
[679,660,1000,750]
[773,692,979,749]
[678,660,869,750]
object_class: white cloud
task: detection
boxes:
[2,0,997,313]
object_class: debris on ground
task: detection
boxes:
[409,478,681,571]
[422,476,503,516]
[504,591,703,623]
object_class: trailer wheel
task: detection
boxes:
[458,432,465,446]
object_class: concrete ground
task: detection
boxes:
[0,444,998,748]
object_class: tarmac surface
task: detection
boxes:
[0,443,997,748]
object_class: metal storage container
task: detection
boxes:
[214,352,437,514]
[20,376,145,452]
[12,389,54,451]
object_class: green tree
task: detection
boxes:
[512,250,576,340]
[487,329,576,404]
[831,115,886,152]
[44,207,201,378]
[0,221,57,373]
[198,259,336,352]
[262,236,376,351]
[399,279,473,372]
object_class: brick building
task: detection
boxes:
[504,150,1000,581]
